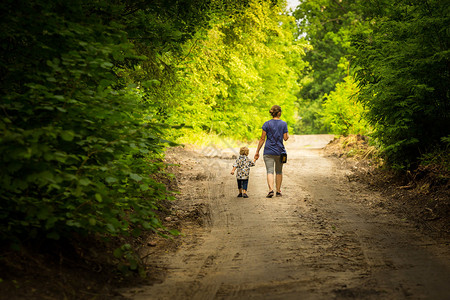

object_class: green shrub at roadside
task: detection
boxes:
[321,76,370,136]
[0,0,172,245]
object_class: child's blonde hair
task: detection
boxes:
[240,147,249,156]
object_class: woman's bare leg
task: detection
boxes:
[276,174,283,192]
[267,173,274,191]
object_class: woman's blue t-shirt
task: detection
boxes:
[262,119,288,156]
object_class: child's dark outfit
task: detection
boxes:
[233,155,255,197]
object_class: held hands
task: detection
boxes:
[254,153,260,161]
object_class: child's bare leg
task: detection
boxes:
[239,188,242,194]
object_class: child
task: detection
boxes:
[231,147,256,198]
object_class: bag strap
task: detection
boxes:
[269,120,285,154]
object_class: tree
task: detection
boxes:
[158,0,308,142]
[321,76,370,135]
[293,0,366,133]
[352,0,450,168]
[0,0,307,250]
[0,0,209,246]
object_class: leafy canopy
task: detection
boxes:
[352,0,450,168]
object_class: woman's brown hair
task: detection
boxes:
[269,105,282,118]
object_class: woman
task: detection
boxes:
[254,105,289,198]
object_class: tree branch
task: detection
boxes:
[331,0,347,13]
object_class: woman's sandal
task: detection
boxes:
[266,190,274,198]
[276,191,282,197]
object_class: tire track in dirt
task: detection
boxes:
[122,135,450,300]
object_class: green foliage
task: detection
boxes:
[293,0,449,168]
[293,0,366,133]
[0,1,179,245]
[294,98,324,134]
[352,0,450,168]
[114,243,147,277]
[149,0,308,143]
[0,0,308,272]
[321,76,370,135]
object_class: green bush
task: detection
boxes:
[0,0,309,248]
[352,0,450,168]
[0,0,172,245]
[321,76,370,135]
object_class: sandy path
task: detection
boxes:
[123,135,450,299]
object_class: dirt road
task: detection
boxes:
[122,135,450,300]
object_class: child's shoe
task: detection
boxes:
[237,193,242,197]
[243,193,249,198]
